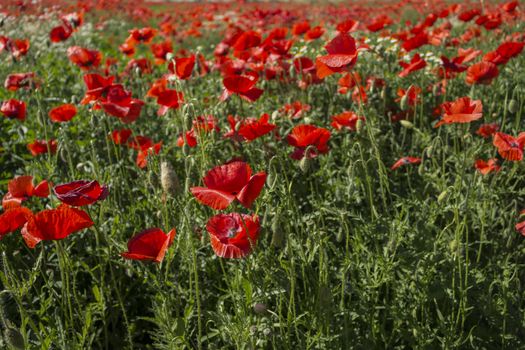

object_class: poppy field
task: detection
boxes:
[1,0,525,348]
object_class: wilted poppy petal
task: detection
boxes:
[54,180,108,206]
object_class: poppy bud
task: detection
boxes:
[165,52,175,61]
[59,145,68,163]
[234,120,242,132]
[400,120,413,129]
[400,94,409,111]
[417,163,424,176]
[355,118,364,133]
[449,239,457,253]
[437,189,448,203]
[432,84,439,96]
[425,146,433,158]
[380,87,386,100]
[253,302,268,314]
[271,214,285,248]
[160,161,180,197]
[508,99,519,114]
[299,155,311,173]
[183,113,192,131]
[5,327,25,350]
[271,110,279,122]
[336,229,344,242]
[266,156,278,190]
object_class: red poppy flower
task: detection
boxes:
[125,58,152,75]
[155,89,184,116]
[337,72,360,94]
[316,33,362,79]
[5,39,30,58]
[337,19,359,33]
[474,159,500,175]
[28,140,58,156]
[281,101,310,119]
[439,56,467,78]
[493,132,525,161]
[456,48,482,63]
[237,114,276,142]
[0,207,33,238]
[177,130,198,148]
[396,85,421,107]
[151,40,173,63]
[466,62,499,85]
[399,54,426,78]
[191,161,266,210]
[111,129,132,144]
[99,84,132,118]
[292,21,310,36]
[434,97,482,128]
[128,27,157,44]
[53,180,108,207]
[49,104,77,122]
[476,123,499,138]
[287,124,331,160]
[169,55,195,80]
[391,157,422,170]
[121,228,176,263]
[367,15,393,32]
[331,111,364,131]
[458,9,481,22]
[81,74,115,105]
[50,24,73,43]
[221,73,263,102]
[232,30,261,51]
[67,46,102,70]
[483,42,524,66]
[1,99,26,120]
[7,175,49,200]
[402,32,428,52]
[4,72,36,91]
[516,220,525,236]
[21,205,94,248]
[119,37,136,56]
[293,57,315,76]
[136,142,162,169]
[206,213,260,259]
[305,26,324,41]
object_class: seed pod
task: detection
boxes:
[508,99,519,114]
[160,161,180,197]
[5,327,25,350]
[400,120,414,129]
